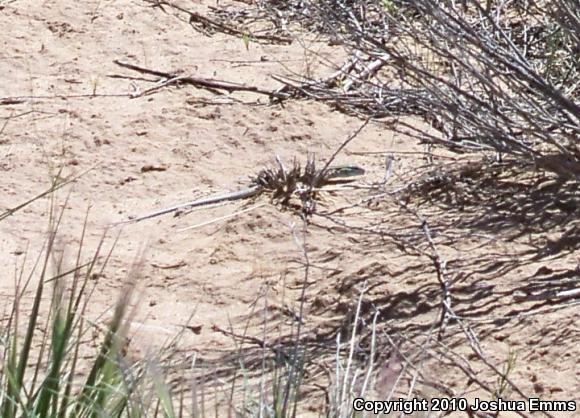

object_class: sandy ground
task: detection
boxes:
[1,0,578,416]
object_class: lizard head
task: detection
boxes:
[325,165,366,179]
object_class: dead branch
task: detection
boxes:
[146,0,292,44]
[0,98,25,105]
[113,59,289,99]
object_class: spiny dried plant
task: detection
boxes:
[252,157,337,214]
[254,158,303,204]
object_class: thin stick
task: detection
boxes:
[114,60,288,99]
[146,0,293,44]
[320,118,370,175]
[178,203,266,232]
[1,165,97,221]
[131,75,187,98]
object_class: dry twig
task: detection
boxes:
[113,59,289,99]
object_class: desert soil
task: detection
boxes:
[1,0,578,416]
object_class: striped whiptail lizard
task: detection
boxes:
[120,164,365,224]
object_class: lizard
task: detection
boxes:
[119,164,365,224]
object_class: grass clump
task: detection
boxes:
[0,191,179,418]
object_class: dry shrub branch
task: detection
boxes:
[269,0,579,178]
